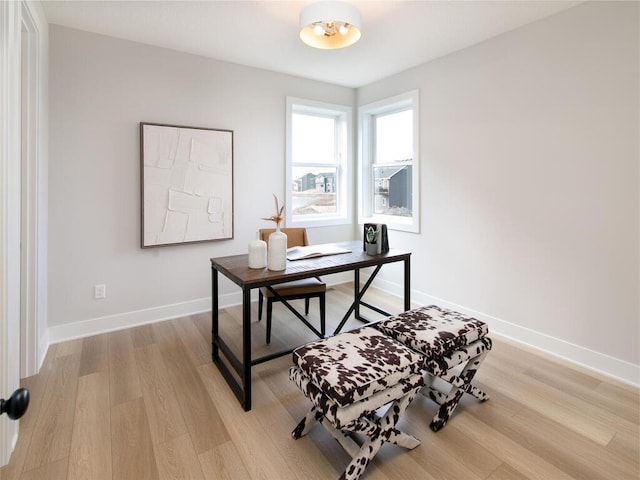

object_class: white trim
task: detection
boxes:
[48,298,215,344]
[49,272,353,344]
[367,275,640,387]
[0,0,22,466]
[48,264,640,386]
[417,292,640,388]
[19,0,47,378]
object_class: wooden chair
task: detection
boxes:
[258,228,326,344]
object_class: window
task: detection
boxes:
[286,97,352,227]
[358,90,419,233]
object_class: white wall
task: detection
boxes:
[48,26,355,339]
[359,1,639,383]
[48,2,639,384]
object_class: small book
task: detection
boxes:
[286,245,351,261]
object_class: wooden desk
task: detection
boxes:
[210,240,411,411]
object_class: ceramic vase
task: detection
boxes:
[248,237,267,269]
[268,225,287,271]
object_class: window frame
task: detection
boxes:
[286,97,352,228]
[358,90,420,233]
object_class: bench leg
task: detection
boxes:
[292,407,323,439]
[339,389,421,480]
[292,384,421,480]
[427,351,489,432]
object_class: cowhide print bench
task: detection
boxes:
[289,326,425,480]
[289,306,492,479]
[374,305,492,432]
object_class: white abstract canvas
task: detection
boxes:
[141,123,233,247]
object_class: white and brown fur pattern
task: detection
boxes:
[374,304,489,358]
[289,306,493,479]
[375,305,492,431]
[290,327,425,480]
[292,326,424,407]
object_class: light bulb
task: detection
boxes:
[299,2,362,49]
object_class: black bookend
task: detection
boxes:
[363,223,389,254]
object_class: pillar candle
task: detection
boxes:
[248,239,267,269]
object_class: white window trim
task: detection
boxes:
[358,89,420,233]
[286,97,352,228]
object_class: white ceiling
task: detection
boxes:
[41,0,583,88]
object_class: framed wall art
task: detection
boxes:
[140,122,234,247]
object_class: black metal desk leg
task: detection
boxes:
[242,288,252,411]
[354,267,360,318]
[404,256,411,311]
[212,266,219,361]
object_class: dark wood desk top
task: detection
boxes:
[211,240,410,289]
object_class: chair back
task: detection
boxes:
[259,228,309,248]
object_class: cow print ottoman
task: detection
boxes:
[374,305,492,431]
[289,326,425,480]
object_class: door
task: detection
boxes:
[1,0,46,466]
[0,0,24,465]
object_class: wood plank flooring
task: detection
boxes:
[2,284,638,479]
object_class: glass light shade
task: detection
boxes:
[299,1,361,49]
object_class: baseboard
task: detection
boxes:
[371,276,640,388]
[48,273,639,387]
[47,271,353,344]
[38,330,49,372]
[48,297,215,344]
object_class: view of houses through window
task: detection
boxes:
[286,93,416,230]
[373,108,413,217]
[359,90,419,233]
[291,112,337,215]
[292,167,337,215]
[286,98,351,226]
[373,165,412,215]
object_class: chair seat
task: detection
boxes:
[260,278,325,297]
[292,326,424,407]
[375,305,488,358]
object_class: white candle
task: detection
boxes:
[248,239,267,269]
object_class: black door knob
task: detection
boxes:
[1,388,29,420]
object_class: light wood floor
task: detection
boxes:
[1,284,638,479]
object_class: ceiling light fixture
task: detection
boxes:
[299,1,362,50]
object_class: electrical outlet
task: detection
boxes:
[94,284,106,299]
